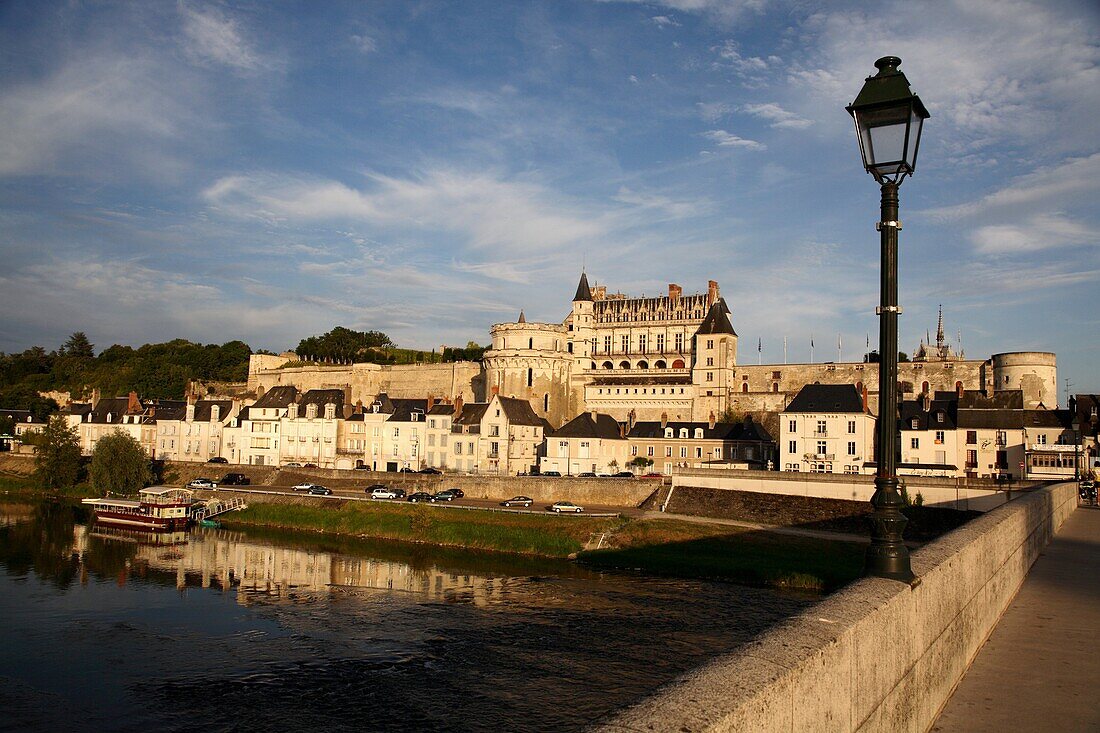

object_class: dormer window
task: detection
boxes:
[911,418,919,429]
[694,428,703,439]
[664,427,673,438]
[324,403,336,420]
[936,412,944,423]
[678,428,688,439]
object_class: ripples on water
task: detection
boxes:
[0,503,815,732]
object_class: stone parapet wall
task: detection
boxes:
[247,360,484,404]
[598,479,1078,733]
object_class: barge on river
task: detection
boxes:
[82,487,195,531]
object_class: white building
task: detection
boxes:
[780,384,875,474]
[540,411,630,476]
[155,400,236,463]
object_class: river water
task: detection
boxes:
[0,502,815,732]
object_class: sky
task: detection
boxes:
[1,0,1097,394]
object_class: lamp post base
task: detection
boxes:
[865,475,916,583]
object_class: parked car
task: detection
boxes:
[399,467,416,473]
[284,462,302,468]
[418,467,442,475]
[433,490,460,502]
[577,472,597,478]
[308,485,333,496]
[370,487,401,500]
[549,501,583,513]
[390,488,407,499]
[292,482,319,492]
[354,464,371,470]
[641,473,663,478]
[446,487,464,498]
[220,473,250,486]
[366,483,389,491]
[541,471,561,477]
[303,463,318,468]
[500,496,533,508]
[406,492,435,503]
[188,478,217,490]
[207,456,228,464]
[613,471,634,478]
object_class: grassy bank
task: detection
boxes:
[225,501,620,557]
[579,518,865,592]
[0,474,91,501]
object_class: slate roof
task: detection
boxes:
[496,396,544,427]
[388,399,429,422]
[573,272,593,302]
[899,398,958,430]
[298,389,345,410]
[253,386,299,409]
[627,419,773,442]
[453,403,489,433]
[784,384,866,413]
[84,397,136,424]
[550,412,625,440]
[903,390,1073,431]
[64,403,93,417]
[0,409,34,423]
[695,298,737,337]
[428,403,457,416]
[193,400,233,422]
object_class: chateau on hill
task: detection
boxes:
[245,272,1060,427]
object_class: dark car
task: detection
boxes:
[613,471,634,478]
[446,487,464,498]
[307,485,333,496]
[207,456,229,464]
[399,467,417,473]
[353,464,371,470]
[391,488,407,499]
[366,483,389,492]
[418,467,442,475]
[406,492,435,503]
[500,496,533,508]
[433,490,459,502]
[577,472,597,478]
[220,473,251,486]
[303,463,318,468]
[541,471,561,477]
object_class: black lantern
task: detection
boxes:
[846,56,929,184]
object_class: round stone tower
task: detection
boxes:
[483,313,572,426]
[991,351,1058,408]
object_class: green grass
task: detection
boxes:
[225,501,619,557]
[0,474,91,499]
[579,518,865,593]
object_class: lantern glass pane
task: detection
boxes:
[905,110,924,169]
[859,104,909,166]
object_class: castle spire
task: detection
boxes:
[936,304,945,348]
[517,309,526,323]
[573,271,593,302]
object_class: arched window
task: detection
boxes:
[527,368,533,387]
[619,361,630,370]
[679,428,688,439]
[772,383,779,393]
[694,428,703,439]
[655,360,666,369]
[664,428,673,438]
[602,361,613,370]
[672,359,685,369]
[637,360,649,369]
[922,380,929,394]
[742,383,749,393]
[528,338,533,349]
[955,380,963,392]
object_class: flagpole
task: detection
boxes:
[758,337,762,366]
[838,333,842,363]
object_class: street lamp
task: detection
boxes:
[847,56,929,583]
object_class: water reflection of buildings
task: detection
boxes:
[74,525,508,606]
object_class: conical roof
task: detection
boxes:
[573,272,592,302]
[518,310,526,323]
[696,298,737,336]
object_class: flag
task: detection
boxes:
[811,336,814,348]
[758,337,761,353]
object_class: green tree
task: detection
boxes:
[33,417,82,490]
[62,332,95,358]
[0,414,13,438]
[296,326,394,362]
[628,455,653,472]
[89,431,150,495]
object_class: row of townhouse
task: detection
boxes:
[777,383,1083,481]
[540,411,778,476]
[0,409,47,452]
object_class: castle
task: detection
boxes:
[244,273,1060,425]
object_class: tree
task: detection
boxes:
[89,431,150,495]
[62,332,95,358]
[34,417,82,490]
[628,455,653,472]
[296,326,394,362]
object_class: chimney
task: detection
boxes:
[668,283,682,302]
[343,384,352,408]
[619,422,626,439]
[342,403,353,419]
[427,396,436,411]
[90,388,101,409]
[186,392,196,406]
[185,403,195,423]
[127,391,141,414]
[862,385,870,413]
[922,392,931,412]
[707,280,719,306]
[454,395,464,416]
[627,408,636,430]
[491,385,499,397]
[590,410,598,423]
[957,381,965,398]
[660,411,669,429]
[708,410,716,429]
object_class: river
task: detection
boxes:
[0,502,816,732]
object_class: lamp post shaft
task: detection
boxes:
[865,181,915,582]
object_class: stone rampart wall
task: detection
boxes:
[670,468,1048,512]
[599,479,1079,733]
[247,361,484,404]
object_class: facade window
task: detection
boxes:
[848,441,857,455]
[816,440,827,454]
[647,446,654,457]
[1037,434,1047,445]
[788,440,797,454]
[911,437,919,449]
[966,449,978,467]
[544,394,549,412]
[638,335,647,352]
[674,333,684,352]
[621,334,630,352]
[656,334,665,352]
[706,372,713,382]
[936,412,945,423]
[527,368,533,387]
[966,431,977,445]
[847,420,856,434]
[911,418,919,429]
[817,420,827,435]
[706,357,713,367]
[429,419,436,428]
[935,430,945,443]
[603,336,612,353]
[665,446,673,458]
[631,445,638,456]
[706,339,713,349]
[788,419,796,432]
[680,446,687,458]
[996,430,1007,446]
[694,447,702,458]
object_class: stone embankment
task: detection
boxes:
[598,480,1079,733]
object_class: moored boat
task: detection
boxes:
[82,487,195,531]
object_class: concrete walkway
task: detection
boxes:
[642,510,879,545]
[932,505,1100,732]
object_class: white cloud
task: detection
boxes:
[180,3,265,71]
[651,15,681,27]
[741,102,812,129]
[350,34,377,54]
[696,102,730,122]
[970,213,1094,254]
[702,129,765,150]
[629,74,640,84]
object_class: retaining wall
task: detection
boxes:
[598,480,1079,733]
[672,469,1049,512]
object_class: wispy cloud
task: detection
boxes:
[651,15,680,28]
[180,3,266,72]
[350,34,377,54]
[971,213,1093,254]
[741,102,811,129]
[701,129,765,150]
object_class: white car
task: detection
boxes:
[549,501,584,514]
[371,487,400,499]
[292,482,319,492]
[188,478,217,490]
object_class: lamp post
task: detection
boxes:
[847,56,929,583]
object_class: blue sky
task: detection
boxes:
[1,0,1097,394]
